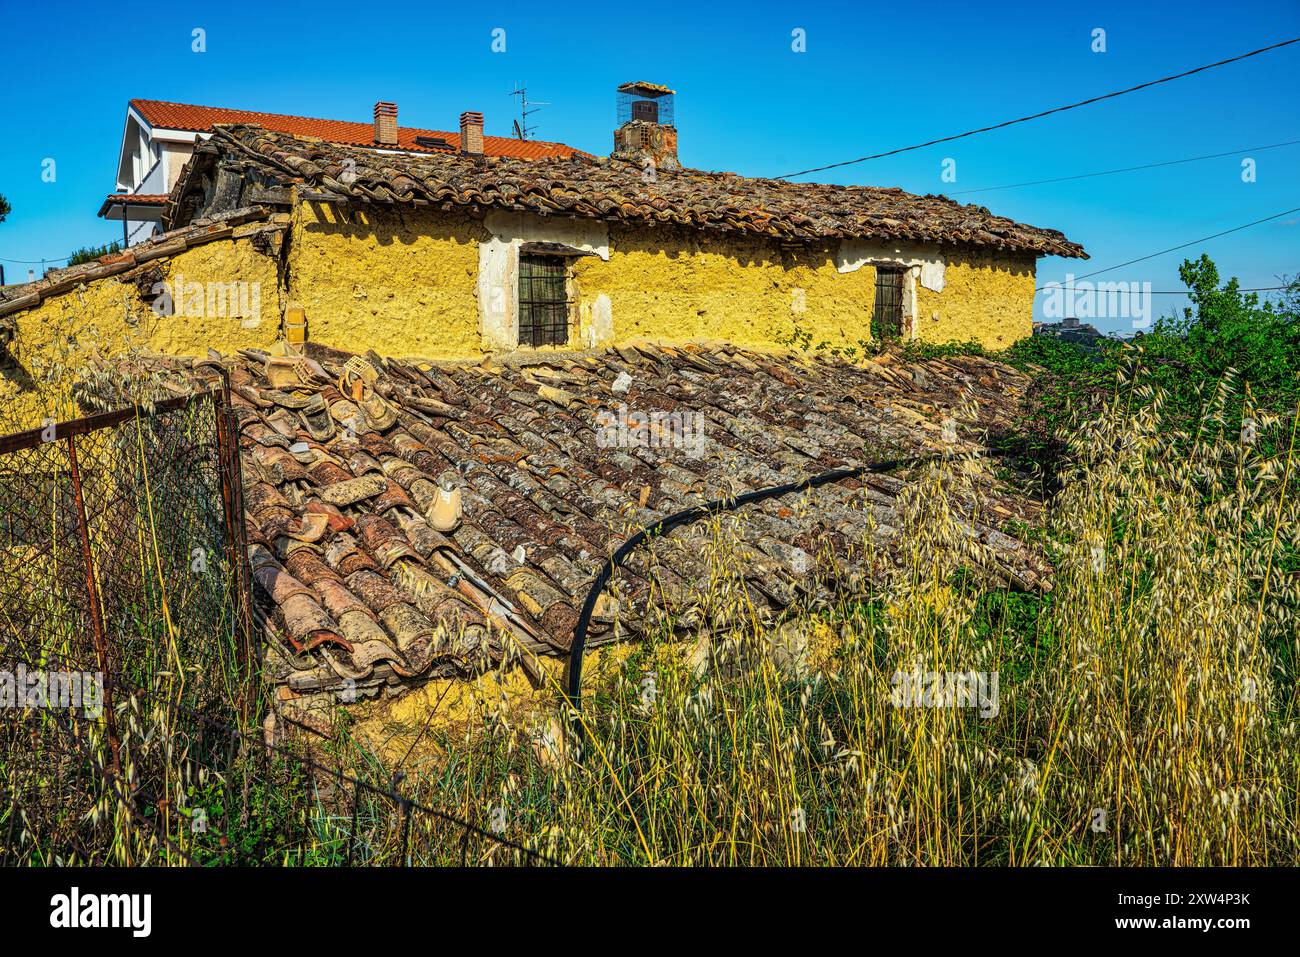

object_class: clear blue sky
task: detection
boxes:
[1,0,1297,331]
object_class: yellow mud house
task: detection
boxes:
[1,82,1085,427]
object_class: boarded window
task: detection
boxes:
[518,254,570,347]
[872,266,906,341]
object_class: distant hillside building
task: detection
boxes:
[1033,316,1108,345]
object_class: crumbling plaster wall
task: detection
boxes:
[915,248,1038,348]
[285,202,1037,357]
[288,201,487,358]
[1,239,281,431]
[572,223,877,351]
[1,204,1040,434]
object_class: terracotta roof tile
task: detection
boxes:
[104,342,1052,699]
[183,124,1085,256]
[97,193,169,216]
[130,98,587,161]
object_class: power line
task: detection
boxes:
[4,219,155,270]
[0,242,122,266]
[1144,286,1289,294]
[0,254,62,264]
[1036,206,1300,289]
[775,37,1300,180]
[948,139,1300,196]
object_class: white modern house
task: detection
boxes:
[98,99,585,246]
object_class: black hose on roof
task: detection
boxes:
[563,453,938,729]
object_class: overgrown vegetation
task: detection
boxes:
[338,254,1296,865]
[5,254,1298,866]
[998,257,1300,471]
[341,363,1297,864]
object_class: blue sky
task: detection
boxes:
[1,0,1297,331]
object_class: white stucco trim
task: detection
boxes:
[904,265,925,340]
[582,293,614,348]
[148,128,205,145]
[837,240,946,342]
[478,211,611,350]
[836,239,945,291]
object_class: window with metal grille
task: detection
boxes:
[872,266,906,341]
[518,254,571,347]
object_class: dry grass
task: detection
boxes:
[344,367,1300,866]
[5,359,1296,866]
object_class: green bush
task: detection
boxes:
[996,256,1299,473]
[66,240,123,268]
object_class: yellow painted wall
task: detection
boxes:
[288,201,487,358]
[916,248,1037,349]
[573,224,876,352]
[0,239,281,432]
[2,203,1039,433]
[571,226,1036,354]
[285,206,1037,358]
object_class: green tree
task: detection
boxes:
[1166,254,1300,406]
[997,255,1300,476]
[0,193,10,223]
[66,241,122,267]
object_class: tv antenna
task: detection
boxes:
[510,83,547,140]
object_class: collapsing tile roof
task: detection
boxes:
[125,342,1049,703]
[0,206,283,321]
[169,124,1087,258]
[130,99,587,161]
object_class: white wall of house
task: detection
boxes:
[162,142,197,190]
[111,107,206,245]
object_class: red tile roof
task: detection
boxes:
[130,99,586,161]
[97,193,168,217]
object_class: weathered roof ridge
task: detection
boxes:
[175,123,1086,258]
[0,206,284,321]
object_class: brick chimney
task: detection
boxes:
[459,111,484,155]
[373,101,398,147]
[613,82,679,170]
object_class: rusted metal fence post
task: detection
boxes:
[212,379,257,722]
[66,432,122,776]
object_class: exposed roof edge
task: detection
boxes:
[0,206,283,319]
[97,193,170,218]
[171,124,1086,258]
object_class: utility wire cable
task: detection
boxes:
[948,139,1300,196]
[0,242,123,265]
[1144,286,1290,294]
[775,38,1300,180]
[1036,206,1300,289]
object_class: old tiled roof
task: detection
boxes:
[0,206,282,320]
[124,342,1049,702]
[188,125,1086,257]
[96,193,169,216]
[131,99,587,161]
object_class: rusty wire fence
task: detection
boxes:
[0,389,552,866]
